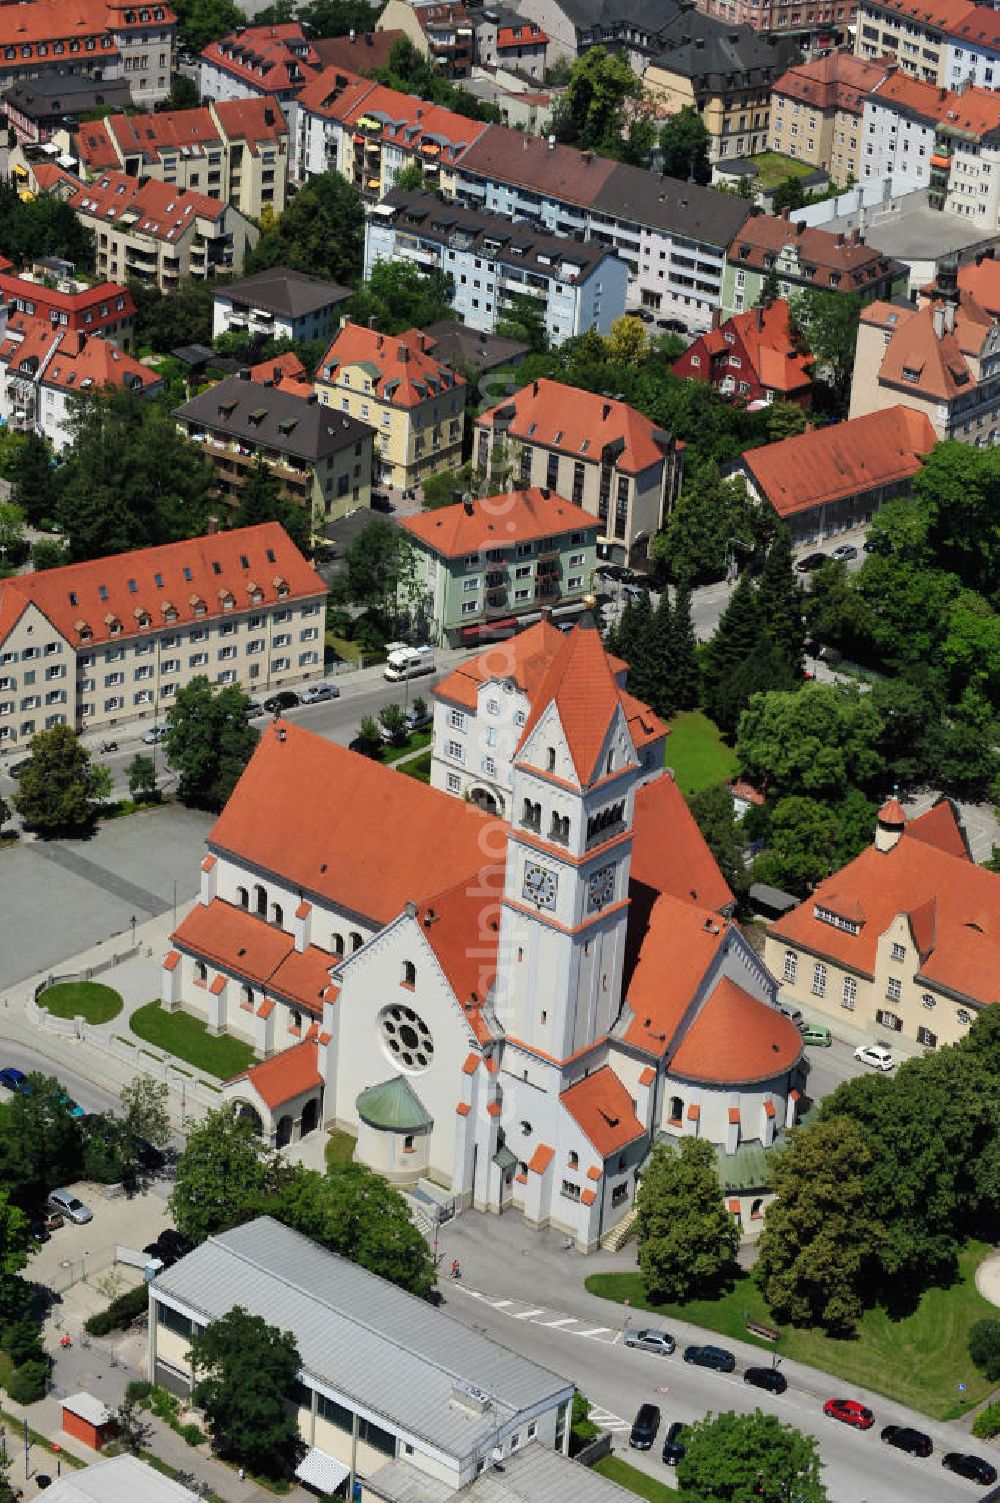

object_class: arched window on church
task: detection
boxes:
[236,885,248,909]
[271,902,283,928]
[254,883,266,917]
[350,931,363,952]
[332,932,344,957]
[606,748,614,774]
[241,983,253,1009]
[547,746,556,772]
[401,960,416,987]
[667,1095,683,1125]
[194,960,207,984]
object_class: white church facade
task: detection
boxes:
[163,618,805,1249]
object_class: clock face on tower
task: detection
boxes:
[587,863,616,911]
[522,861,558,910]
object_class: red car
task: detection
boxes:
[823,1398,874,1430]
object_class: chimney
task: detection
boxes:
[943,299,956,334]
[462,496,473,514]
[602,401,611,419]
[239,366,251,380]
[398,343,410,363]
[755,303,764,330]
[206,514,219,535]
[781,205,790,220]
[532,379,539,396]
[540,607,552,622]
[711,308,721,331]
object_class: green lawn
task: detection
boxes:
[130,1001,256,1080]
[399,749,432,784]
[38,980,123,1025]
[325,632,362,663]
[586,1241,998,1420]
[325,1129,357,1172]
[383,729,433,764]
[593,1456,676,1502]
[746,151,816,189]
[664,710,737,795]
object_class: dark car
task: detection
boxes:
[795,551,828,573]
[881,1425,932,1458]
[683,1344,736,1372]
[661,1421,687,1465]
[942,1452,998,1486]
[143,1228,194,1268]
[864,532,892,554]
[263,690,300,714]
[629,1403,661,1451]
[744,1366,788,1395]
[0,1067,28,1093]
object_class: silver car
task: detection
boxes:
[624,1328,676,1356]
[47,1188,92,1224]
[300,681,340,703]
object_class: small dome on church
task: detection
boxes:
[878,797,906,828]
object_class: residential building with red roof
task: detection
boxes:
[695,0,856,36]
[0,0,176,109]
[673,299,814,408]
[0,257,135,347]
[0,522,326,745]
[377,0,474,77]
[476,378,683,566]
[474,9,549,80]
[766,797,998,1048]
[75,97,289,218]
[401,492,598,646]
[198,23,320,134]
[315,322,465,490]
[311,28,405,75]
[854,0,1000,88]
[165,617,803,1247]
[736,403,935,543]
[722,208,905,317]
[769,52,891,184]
[2,75,135,146]
[953,252,1000,319]
[0,316,161,450]
[849,262,1000,442]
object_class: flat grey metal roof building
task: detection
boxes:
[44,1455,201,1502]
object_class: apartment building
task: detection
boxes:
[474,8,550,78]
[2,75,133,145]
[75,98,289,218]
[643,14,801,163]
[476,378,683,563]
[0,318,161,450]
[365,189,627,345]
[453,128,753,333]
[400,488,598,644]
[59,170,258,291]
[377,0,474,76]
[673,299,814,406]
[0,523,326,745]
[509,0,677,71]
[295,66,488,196]
[849,268,1000,444]
[0,0,176,108]
[176,373,374,526]
[854,0,1000,88]
[693,0,855,38]
[0,258,135,348]
[721,208,904,314]
[770,51,890,184]
[315,323,465,491]
[213,268,352,347]
[199,22,321,136]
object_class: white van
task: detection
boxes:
[384,644,435,681]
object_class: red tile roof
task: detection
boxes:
[622,893,730,1053]
[208,720,506,928]
[497,22,548,47]
[78,98,287,175]
[868,69,1000,138]
[68,172,227,242]
[414,877,506,1045]
[728,214,895,291]
[0,265,134,336]
[956,257,1000,319]
[232,1038,322,1108]
[668,977,802,1084]
[248,351,311,393]
[401,488,595,562]
[477,378,673,477]
[865,291,995,403]
[741,406,935,518]
[675,299,813,399]
[201,23,321,95]
[0,522,324,651]
[560,1067,645,1157]
[516,617,628,787]
[319,322,464,411]
[340,82,489,158]
[312,29,405,74]
[0,0,173,54]
[458,126,618,208]
[772,804,1000,1002]
[434,618,628,710]
[0,317,159,399]
[296,64,379,122]
[772,50,890,116]
[173,898,296,987]
[631,775,734,912]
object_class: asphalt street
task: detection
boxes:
[0,1041,121,1116]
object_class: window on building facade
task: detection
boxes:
[812,962,827,997]
[842,975,857,1010]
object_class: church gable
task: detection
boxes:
[515,701,581,789]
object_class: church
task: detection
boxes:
[163,617,804,1250]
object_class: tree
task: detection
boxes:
[113,1393,153,1456]
[750,795,839,895]
[756,526,804,675]
[298,0,379,35]
[120,1076,171,1148]
[82,1112,136,1186]
[969,1319,1000,1382]
[687,784,745,898]
[392,160,426,192]
[735,682,885,802]
[88,763,114,809]
[12,724,95,834]
[0,793,9,834]
[30,538,67,571]
[164,678,259,811]
[347,261,454,337]
[604,315,648,368]
[170,1103,289,1244]
[355,714,383,757]
[373,37,502,124]
[273,1162,436,1297]
[232,455,309,554]
[550,48,645,159]
[658,105,711,185]
[11,432,60,527]
[496,292,549,353]
[635,1140,738,1302]
[755,1118,881,1333]
[129,278,215,354]
[0,502,26,565]
[421,462,477,511]
[771,175,806,214]
[171,0,245,53]
[789,289,863,404]
[669,580,701,710]
[0,1073,83,1206]
[0,1192,32,1281]
[245,172,365,286]
[57,388,214,561]
[767,401,809,444]
[378,703,407,745]
[127,753,158,804]
[677,1410,829,1503]
[641,589,675,717]
[0,181,94,271]
[338,518,418,636]
[169,72,201,109]
[189,1307,302,1477]
[660,462,763,587]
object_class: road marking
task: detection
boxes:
[513,1308,545,1319]
[535,1316,577,1328]
[588,1408,630,1432]
[490,1299,513,1308]
[574,1326,611,1337]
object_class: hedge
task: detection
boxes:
[85,1282,149,1336]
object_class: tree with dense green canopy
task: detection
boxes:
[373,37,502,122]
[128,277,215,353]
[701,565,800,735]
[11,431,60,527]
[347,261,454,337]
[245,172,366,285]
[164,678,260,811]
[657,462,766,588]
[127,753,158,804]
[686,783,746,898]
[677,1410,829,1503]
[756,525,803,673]
[550,48,649,160]
[82,1112,137,1187]
[190,1307,302,1477]
[735,682,885,801]
[496,292,549,352]
[767,400,810,443]
[232,454,310,554]
[0,183,95,270]
[171,0,244,53]
[120,1076,172,1149]
[658,105,711,184]
[12,725,100,834]
[749,791,874,896]
[170,1103,289,1244]
[636,1140,738,1302]
[336,518,424,642]
[789,289,863,406]
[297,0,379,36]
[969,1319,1000,1382]
[0,1073,84,1206]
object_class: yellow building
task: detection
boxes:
[769,51,890,185]
[315,322,465,492]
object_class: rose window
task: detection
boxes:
[379,1004,434,1071]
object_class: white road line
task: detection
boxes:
[574,1326,611,1337]
[490,1299,513,1308]
[513,1308,546,1319]
[535,1316,577,1328]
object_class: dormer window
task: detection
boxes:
[814,904,860,935]
[190,596,207,616]
[105,614,122,635]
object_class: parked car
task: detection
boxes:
[58,1092,85,1119]
[800,1024,832,1048]
[795,551,828,572]
[941,1452,998,1485]
[864,532,892,554]
[629,1403,661,1451]
[823,1397,874,1429]
[744,1366,788,1394]
[263,690,300,714]
[0,1067,28,1093]
[683,1344,736,1372]
[779,1003,804,1027]
[244,699,265,719]
[624,1328,675,1356]
[832,543,858,562]
[881,1425,932,1457]
[8,757,33,776]
[405,706,432,732]
[300,681,340,704]
[141,725,167,744]
[47,1188,92,1225]
[661,1421,687,1465]
[854,1043,897,1072]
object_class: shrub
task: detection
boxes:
[3,1314,45,1368]
[180,1422,204,1447]
[125,1378,152,1403]
[7,1358,48,1403]
[84,1282,149,1336]
[972,1398,1000,1440]
[969,1318,1000,1382]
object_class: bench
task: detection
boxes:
[746,1319,780,1342]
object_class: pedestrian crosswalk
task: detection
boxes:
[587,1406,631,1434]
[460,1286,619,1344]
